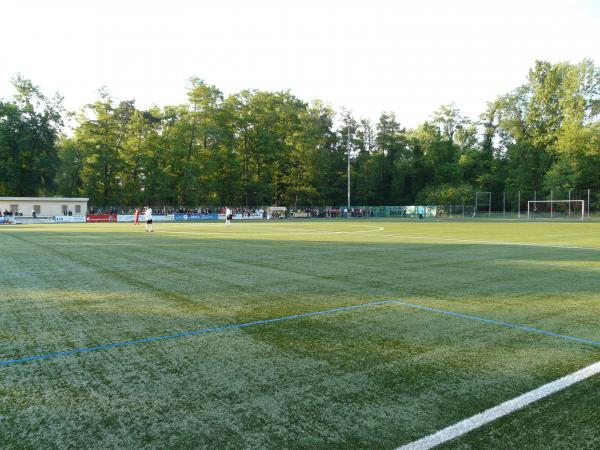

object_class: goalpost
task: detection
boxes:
[474,192,491,217]
[527,200,585,220]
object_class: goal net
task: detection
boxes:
[527,200,585,220]
[474,192,491,217]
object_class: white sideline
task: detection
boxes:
[378,233,600,252]
[396,361,600,450]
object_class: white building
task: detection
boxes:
[0,197,89,217]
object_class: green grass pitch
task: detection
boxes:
[1,220,599,449]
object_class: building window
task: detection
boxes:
[75,205,81,214]
[33,205,41,214]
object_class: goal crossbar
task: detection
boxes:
[527,200,585,220]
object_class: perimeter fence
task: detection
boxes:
[83,189,600,221]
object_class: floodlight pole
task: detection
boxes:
[347,124,351,210]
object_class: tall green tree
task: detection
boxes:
[75,90,136,206]
[0,75,63,196]
[55,138,84,196]
[2,60,593,210]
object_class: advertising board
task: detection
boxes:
[217,213,264,220]
[54,216,86,223]
[118,214,173,222]
[86,214,118,223]
[174,213,219,221]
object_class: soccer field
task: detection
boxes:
[1,220,599,449]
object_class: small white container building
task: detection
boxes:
[0,197,89,217]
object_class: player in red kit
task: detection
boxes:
[134,208,140,225]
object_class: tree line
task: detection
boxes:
[1,60,598,208]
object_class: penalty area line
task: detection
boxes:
[396,360,600,450]
[391,300,600,347]
[0,300,397,368]
[2,298,598,368]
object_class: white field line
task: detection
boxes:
[5,222,598,250]
[284,225,385,235]
[162,225,599,251]
[158,225,385,237]
[396,360,600,450]
[6,222,597,249]
[373,233,600,252]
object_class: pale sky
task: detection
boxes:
[1,0,598,128]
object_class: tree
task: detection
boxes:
[2,60,595,210]
[55,138,84,196]
[494,60,600,195]
[0,75,63,196]
[75,89,136,205]
[375,112,407,203]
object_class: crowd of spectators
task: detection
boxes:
[1,203,376,223]
[85,206,373,218]
[89,208,121,215]
[0,209,77,218]
[290,208,373,218]
[224,207,262,217]
[1,209,23,217]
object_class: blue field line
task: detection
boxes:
[391,300,600,347]
[0,300,397,367]
[2,299,598,368]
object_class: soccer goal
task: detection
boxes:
[473,192,491,217]
[527,200,585,220]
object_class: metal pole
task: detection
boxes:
[588,189,591,219]
[488,193,491,217]
[518,190,521,219]
[474,192,478,218]
[550,190,553,219]
[568,190,571,217]
[503,191,505,217]
[347,124,351,210]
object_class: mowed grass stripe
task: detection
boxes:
[0,300,397,367]
[2,298,598,368]
[4,239,593,322]
[1,303,597,449]
[2,223,599,355]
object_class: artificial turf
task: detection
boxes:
[0,219,599,449]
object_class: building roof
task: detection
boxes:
[0,197,89,202]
